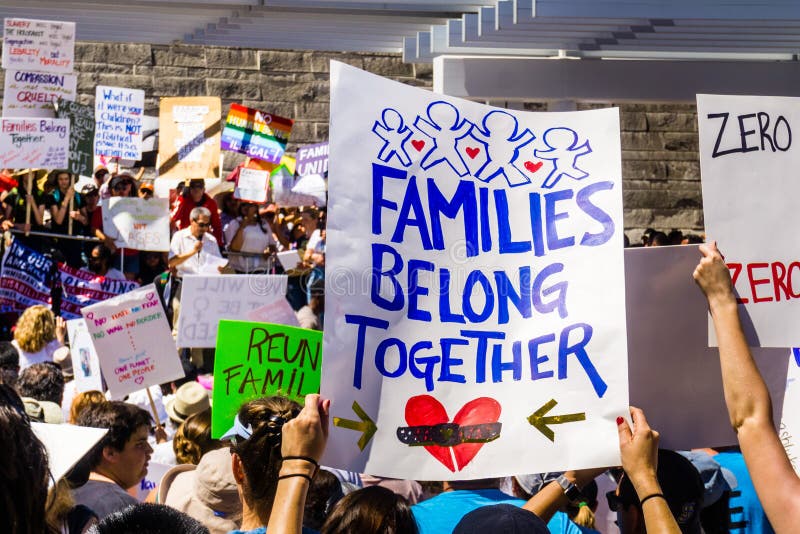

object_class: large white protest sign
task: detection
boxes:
[2,18,75,73]
[234,167,269,203]
[698,94,800,347]
[321,62,627,479]
[176,274,293,348]
[626,245,788,451]
[67,318,104,393]
[102,197,170,252]
[0,118,69,168]
[94,86,145,160]
[82,284,183,398]
[779,348,800,473]
[3,70,77,117]
[32,423,107,484]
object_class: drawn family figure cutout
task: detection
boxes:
[469,110,538,187]
[413,101,473,177]
[534,127,593,188]
[372,108,413,167]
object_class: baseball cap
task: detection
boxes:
[81,183,99,196]
[454,504,549,534]
[678,450,737,507]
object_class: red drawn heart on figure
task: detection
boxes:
[411,139,425,152]
[404,395,501,472]
[524,160,543,173]
[465,147,480,159]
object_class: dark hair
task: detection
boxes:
[321,486,418,534]
[230,396,301,517]
[75,401,152,469]
[88,503,209,534]
[649,231,670,247]
[0,342,20,388]
[17,362,65,405]
[173,409,221,465]
[238,203,270,234]
[304,469,344,530]
[0,383,55,534]
[91,244,113,262]
[684,234,704,244]
[618,449,704,532]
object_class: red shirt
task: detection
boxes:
[170,193,224,245]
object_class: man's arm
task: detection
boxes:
[694,242,800,533]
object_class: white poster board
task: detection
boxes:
[81,284,183,398]
[32,423,107,484]
[94,85,145,160]
[0,118,69,168]
[102,197,170,252]
[176,274,293,348]
[697,94,800,348]
[779,348,800,474]
[626,245,788,450]
[2,18,75,73]
[67,318,104,393]
[134,461,172,502]
[322,62,628,479]
[234,167,269,203]
[3,70,77,117]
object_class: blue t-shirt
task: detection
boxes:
[411,489,585,534]
[714,451,775,534]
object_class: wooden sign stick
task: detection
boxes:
[68,174,75,235]
[25,171,33,236]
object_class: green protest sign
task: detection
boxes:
[212,320,322,438]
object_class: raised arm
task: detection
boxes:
[693,242,800,533]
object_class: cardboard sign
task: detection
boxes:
[779,348,800,474]
[102,197,171,252]
[626,245,788,450]
[0,118,69,168]
[296,142,329,177]
[2,18,75,73]
[3,70,77,118]
[234,167,269,203]
[55,99,95,177]
[81,284,183,398]
[157,97,221,180]
[221,103,293,164]
[67,318,104,393]
[212,320,322,438]
[94,85,144,160]
[697,94,800,347]
[176,274,293,348]
[322,62,627,479]
[0,240,53,313]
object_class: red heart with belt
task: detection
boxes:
[402,395,501,472]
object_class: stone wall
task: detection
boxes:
[0,42,703,240]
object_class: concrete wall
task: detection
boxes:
[0,42,703,240]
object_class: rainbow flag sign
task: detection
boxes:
[221,103,293,164]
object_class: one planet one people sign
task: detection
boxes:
[321,62,628,480]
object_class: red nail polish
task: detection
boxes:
[616,417,624,425]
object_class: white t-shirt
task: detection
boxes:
[103,267,126,280]
[13,338,69,371]
[168,227,223,277]
[224,217,277,273]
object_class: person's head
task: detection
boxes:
[0,341,20,388]
[81,183,100,210]
[138,181,154,199]
[611,449,704,534]
[166,381,210,426]
[648,231,670,247]
[240,201,259,219]
[300,208,319,232]
[682,234,704,245]
[17,362,64,405]
[222,193,240,216]
[641,228,656,246]
[142,251,165,269]
[190,206,212,239]
[225,396,302,521]
[187,179,206,202]
[0,383,53,534]
[173,409,221,465]
[110,174,136,197]
[87,503,209,534]
[453,504,548,534]
[304,469,344,531]
[668,229,684,246]
[14,305,57,353]
[69,390,107,424]
[94,166,109,187]
[566,479,598,530]
[47,170,71,193]
[321,485,416,534]
[75,401,153,489]
[89,244,113,275]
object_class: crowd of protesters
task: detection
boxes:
[0,165,789,534]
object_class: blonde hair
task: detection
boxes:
[14,306,56,353]
[69,390,107,424]
[570,502,596,530]
[173,409,221,465]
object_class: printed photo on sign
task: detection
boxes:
[0,118,69,169]
[697,94,800,348]
[2,18,75,74]
[81,284,183,398]
[3,70,77,118]
[158,97,221,180]
[67,318,104,393]
[321,62,627,479]
[94,85,144,160]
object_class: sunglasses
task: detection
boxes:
[189,183,205,190]
[113,182,132,190]
[193,221,210,228]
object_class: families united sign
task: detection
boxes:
[321,63,628,479]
